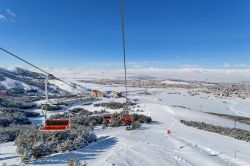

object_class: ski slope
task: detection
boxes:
[1,86,250,166]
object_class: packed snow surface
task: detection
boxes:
[1,84,250,166]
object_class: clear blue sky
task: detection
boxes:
[0,0,250,68]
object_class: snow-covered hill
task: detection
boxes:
[0,77,39,91]
[0,67,90,96]
[1,67,250,166]
[1,83,250,166]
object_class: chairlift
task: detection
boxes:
[102,113,134,123]
[40,118,70,131]
[40,74,71,131]
[103,114,112,122]
[120,114,134,122]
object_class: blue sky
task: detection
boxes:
[0,0,250,69]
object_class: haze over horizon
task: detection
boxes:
[1,0,250,69]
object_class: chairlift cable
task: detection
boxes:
[0,47,50,75]
[120,0,128,103]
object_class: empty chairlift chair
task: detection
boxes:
[120,114,134,122]
[40,118,70,131]
[40,105,71,131]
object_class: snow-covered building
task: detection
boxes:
[90,90,104,97]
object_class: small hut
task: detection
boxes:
[91,90,104,97]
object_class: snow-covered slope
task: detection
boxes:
[0,67,90,95]
[49,79,90,95]
[1,84,250,166]
[0,77,38,91]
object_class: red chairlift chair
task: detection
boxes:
[40,118,70,131]
[120,114,134,122]
[103,114,113,122]
[40,108,71,131]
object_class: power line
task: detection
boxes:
[120,0,128,103]
[0,47,87,94]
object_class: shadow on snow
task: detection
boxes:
[0,155,20,161]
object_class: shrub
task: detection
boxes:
[67,157,88,166]
[0,110,31,127]
[15,126,96,162]
[126,121,141,130]
[93,109,107,114]
[72,115,104,128]
[0,97,36,109]
[70,107,93,115]
[206,112,250,125]
[41,104,64,111]
[0,126,20,143]
[0,108,40,118]
[94,102,136,109]
[32,142,54,159]
[50,109,104,127]
[180,120,250,142]
[134,114,152,123]
[50,108,152,130]
[0,125,32,143]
